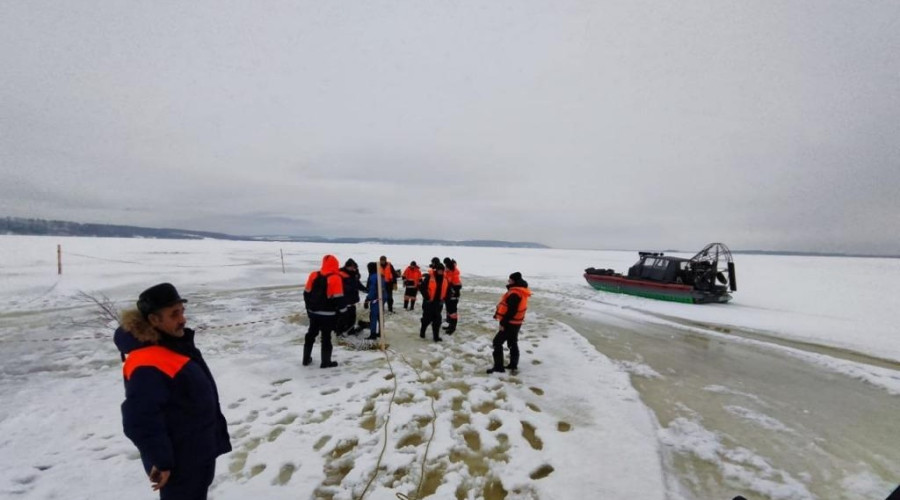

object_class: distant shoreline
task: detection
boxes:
[0,216,548,250]
[4,217,897,258]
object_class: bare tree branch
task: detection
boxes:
[72,291,121,329]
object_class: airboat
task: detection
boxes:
[584,242,737,304]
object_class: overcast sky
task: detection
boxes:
[2,1,898,253]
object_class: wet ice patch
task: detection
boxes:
[659,417,813,500]
[840,470,895,499]
[724,405,794,433]
[704,384,768,406]
[615,359,662,379]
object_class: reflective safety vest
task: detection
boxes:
[494,287,530,325]
[382,262,396,283]
[402,266,422,286]
[445,267,461,287]
[123,345,190,380]
[425,271,449,301]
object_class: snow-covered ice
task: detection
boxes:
[1,235,898,499]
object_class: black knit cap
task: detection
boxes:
[137,283,187,318]
[345,258,358,268]
[509,272,523,282]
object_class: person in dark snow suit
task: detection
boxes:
[336,258,365,336]
[442,257,462,334]
[303,254,344,368]
[418,262,449,342]
[487,272,532,374]
[114,283,231,500]
[378,255,400,313]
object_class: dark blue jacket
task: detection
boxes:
[114,310,232,474]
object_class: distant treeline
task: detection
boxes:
[1,217,549,249]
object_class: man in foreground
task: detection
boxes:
[114,283,232,499]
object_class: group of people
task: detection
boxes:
[111,257,530,498]
[301,254,467,367]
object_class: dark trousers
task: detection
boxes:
[384,285,394,312]
[336,305,357,334]
[419,301,443,340]
[304,314,335,365]
[403,286,417,309]
[491,323,521,370]
[368,299,380,337]
[160,460,216,500]
[444,295,459,332]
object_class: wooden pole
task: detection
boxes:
[280,249,285,274]
[57,244,62,275]
[376,261,385,351]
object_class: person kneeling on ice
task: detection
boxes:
[487,272,532,374]
[365,261,388,339]
[114,283,232,499]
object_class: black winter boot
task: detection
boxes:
[320,343,333,368]
[508,349,519,371]
[487,348,504,374]
[302,343,314,366]
[443,318,457,335]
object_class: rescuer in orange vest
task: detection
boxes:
[402,261,422,310]
[487,272,532,374]
[303,254,345,368]
[419,262,449,342]
[114,283,232,498]
[442,257,462,334]
[379,255,399,313]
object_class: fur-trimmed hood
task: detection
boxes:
[114,308,160,355]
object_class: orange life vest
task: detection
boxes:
[494,286,530,325]
[444,267,461,287]
[403,266,422,285]
[425,271,449,301]
[381,261,396,283]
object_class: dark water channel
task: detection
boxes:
[552,308,900,500]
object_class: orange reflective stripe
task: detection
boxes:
[123,346,190,380]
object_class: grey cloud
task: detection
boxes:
[1,1,898,254]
